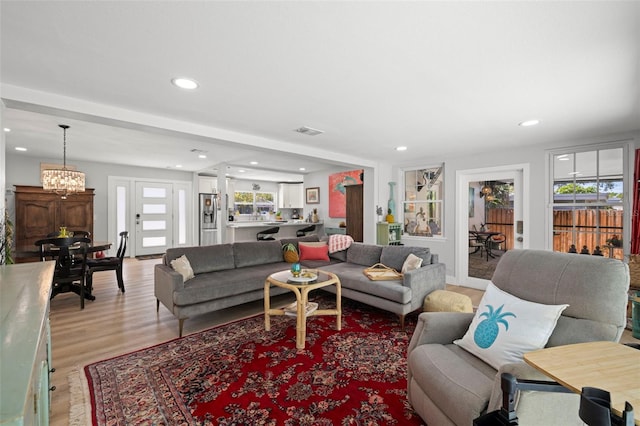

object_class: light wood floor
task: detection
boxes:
[48,258,638,425]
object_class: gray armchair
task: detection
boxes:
[407,249,630,426]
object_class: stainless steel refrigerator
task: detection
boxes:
[199,193,217,245]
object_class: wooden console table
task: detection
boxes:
[0,261,55,425]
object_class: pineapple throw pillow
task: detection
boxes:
[454,282,568,370]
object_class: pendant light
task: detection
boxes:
[41,124,85,199]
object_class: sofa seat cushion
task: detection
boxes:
[299,258,342,269]
[174,262,290,306]
[409,343,496,426]
[166,244,235,275]
[322,263,411,304]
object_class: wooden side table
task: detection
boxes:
[264,269,341,349]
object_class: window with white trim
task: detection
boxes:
[550,144,627,258]
[402,165,444,237]
[234,191,275,218]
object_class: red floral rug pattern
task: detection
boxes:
[85,298,424,425]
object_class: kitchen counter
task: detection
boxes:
[227,220,322,228]
[225,221,323,242]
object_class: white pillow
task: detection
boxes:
[454,282,568,369]
[170,254,195,282]
[401,253,423,273]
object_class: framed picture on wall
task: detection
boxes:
[306,187,320,204]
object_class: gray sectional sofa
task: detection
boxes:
[154,236,446,336]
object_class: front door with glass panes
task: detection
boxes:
[135,181,174,256]
[551,147,626,259]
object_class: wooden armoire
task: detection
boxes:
[345,184,363,242]
[14,186,95,257]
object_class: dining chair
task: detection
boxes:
[468,231,486,257]
[35,236,92,309]
[486,233,507,260]
[85,231,128,293]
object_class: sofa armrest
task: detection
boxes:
[402,262,446,311]
[154,264,184,311]
[408,311,474,354]
[487,362,581,425]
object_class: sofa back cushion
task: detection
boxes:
[165,244,235,275]
[234,240,284,268]
[491,249,630,345]
[346,243,383,266]
[279,235,320,251]
[380,246,432,272]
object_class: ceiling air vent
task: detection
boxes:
[294,126,324,136]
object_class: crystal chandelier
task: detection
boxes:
[41,124,85,199]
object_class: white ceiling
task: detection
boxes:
[1,1,639,181]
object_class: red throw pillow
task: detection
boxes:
[298,243,330,261]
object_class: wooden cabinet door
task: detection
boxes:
[346,184,363,242]
[58,199,93,231]
[15,196,57,248]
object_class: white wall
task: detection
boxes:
[5,152,193,241]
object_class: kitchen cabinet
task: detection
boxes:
[377,222,402,245]
[14,186,95,260]
[278,183,303,209]
[346,184,363,242]
[198,176,217,194]
[0,261,55,426]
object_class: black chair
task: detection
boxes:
[257,227,279,241]
[469,231,486,257]
[296,225,316,237]
[486,233,506,260]
[86,231,128,293]
[35,236,92,309]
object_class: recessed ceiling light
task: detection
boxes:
[171,77,199,90]
[519,119,540,127]
[250,161,258,165]
[175,164,183,168]
[396,146,407,151]
[238,169,246,173]
[15,147,27,151]
[198,154,207,159]
[3,128,11,132]
[299,167,306,171]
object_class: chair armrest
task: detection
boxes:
[407,311,474,354]
[487,362,581,425]
[154,264,184,311]
[402,262,446,311]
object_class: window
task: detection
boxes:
[402,165,444,237]
[234,191,275,218]
[551,146,626,258]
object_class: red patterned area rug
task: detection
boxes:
[85,297,425,425]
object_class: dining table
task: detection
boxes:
[470,230,502,259]
[15,239,113,301]
[16,240,113,260]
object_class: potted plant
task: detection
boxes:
[0,210,14,265]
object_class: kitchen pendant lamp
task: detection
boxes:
[41,124,85,199]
